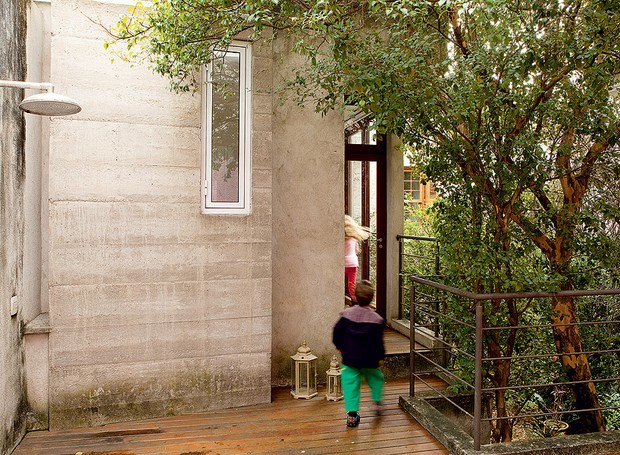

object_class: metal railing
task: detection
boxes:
[397,235,440,320]
[407,275,620,450]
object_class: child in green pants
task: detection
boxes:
[332,280,385,427]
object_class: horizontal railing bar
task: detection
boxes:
[439,345,475,360]
[483,405,620,422]
[483,347,620,362]
[409,275,620,301]
[397,235,438,242]
[414,305,476,330]
[412,327,476,360]
[412,373,475,419]
[411,291,438,298]
[482,376,620,393]
[401,257,437,261]
[414,351,475,389]
[413,296,440,304]
[400,253,437,259]
[400,275,442,280]
[482,320,620,331]
[414,367,463,375]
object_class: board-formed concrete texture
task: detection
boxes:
[45,0,273,429]
[0,0,28,453]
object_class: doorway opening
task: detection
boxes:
[345,115,387,318]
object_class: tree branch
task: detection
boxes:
[448,7,469,57]
[507,67,571,140]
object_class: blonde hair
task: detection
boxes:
[344,215,370,241]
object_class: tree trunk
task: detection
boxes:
[488,218,517,443]
[488,298,519,442]
[488,348,514,442]
[551,293,605,433]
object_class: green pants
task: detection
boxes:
[341,364,384,413]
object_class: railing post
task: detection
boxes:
[434,239,440,276]
[474,302,483,451]
[398,236,404,320]
[409,275,416,397]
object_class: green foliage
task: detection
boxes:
[402,203,439,274]
[601,392,620,430]
[400,203,439,319]
[429,197,560,293]
[404,200,435,237]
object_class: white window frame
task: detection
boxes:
[201,42,252,215]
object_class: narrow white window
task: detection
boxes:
[202,43,252,214]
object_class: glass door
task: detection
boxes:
[345,118,387,317]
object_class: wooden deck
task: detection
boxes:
[13,375,448,455]
[383,328,413,355]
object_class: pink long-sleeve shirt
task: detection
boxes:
[345,237,360,268]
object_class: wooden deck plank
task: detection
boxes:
[383,328,413,355]
[14,376,448,455]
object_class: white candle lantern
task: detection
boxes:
[290,341,318,399]
[325,355,343,401]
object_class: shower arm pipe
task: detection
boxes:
[0,80,54,92]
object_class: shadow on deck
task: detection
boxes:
[13,375,449,455]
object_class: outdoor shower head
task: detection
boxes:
[0,80,81,116]
[19,92,81,116]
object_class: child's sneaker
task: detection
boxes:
[374,401,385,416]
[346,412,360,427]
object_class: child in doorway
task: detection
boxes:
[332,279,385,428]
[344,215,370,304]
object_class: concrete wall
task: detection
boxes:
[45,0,272,429]
[21,0,51,431]
[271,35,345,384]
[386,134,404,324]
[0,0,29,453]
[23,0,48,323]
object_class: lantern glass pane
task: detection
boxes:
[309,363,317,389]
[299,363,309,390]
[333,378,342,396]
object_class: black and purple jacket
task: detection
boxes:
[332,306,385,369]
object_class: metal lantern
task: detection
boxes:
[325,355,343,401]
[290,341,318,399]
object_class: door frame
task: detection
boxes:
[345,137,387,318]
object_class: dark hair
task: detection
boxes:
[355,279,375,306]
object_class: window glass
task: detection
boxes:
[404,169,421,201]
[202,43,251,214]
[411,180,421,200]
[211,52,241,203]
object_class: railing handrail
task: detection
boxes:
[396,234,438,242]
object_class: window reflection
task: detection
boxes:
[211,52,241,203]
